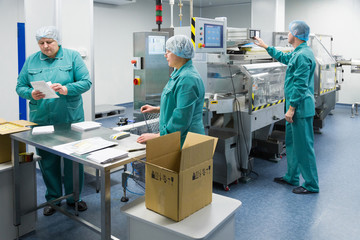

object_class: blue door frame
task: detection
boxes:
[17,22,27,120]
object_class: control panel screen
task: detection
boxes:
[204,24,223,48]
[148,35,166,55]
[249,29,260,39]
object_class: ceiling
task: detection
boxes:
[162,0,251,8]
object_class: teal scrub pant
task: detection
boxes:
[283,117,320,192]
[37,148,84,203]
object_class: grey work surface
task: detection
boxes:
[11,124,145,170]
[121,193,242,239]
[11,124,145,240]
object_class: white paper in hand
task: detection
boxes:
[31,81,59,99]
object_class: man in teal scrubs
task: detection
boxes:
[254,21,319,194]
[16,26,92,215]
[137,35,205,146]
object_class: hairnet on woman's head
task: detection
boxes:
[166,35,194,59]
[289,20,310,41]
[35,26,60,44]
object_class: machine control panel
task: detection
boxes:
[249,29,261,39]
[191,17,226,53]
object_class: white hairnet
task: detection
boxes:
[35,26,60,44]
[166,35,194,59]
[289,20,310,41]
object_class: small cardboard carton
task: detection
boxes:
[0,118,37,164]
[145,131,218,222]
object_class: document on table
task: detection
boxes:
[122,140,146,152]
[86,148,128,164]
[71,121,102,132]
[53,137,118,155]
[31,81,59,99]
[32,125,54,135]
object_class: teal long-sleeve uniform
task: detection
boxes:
[267,42,319,192]
[159,60,205,146]
[16,46,92,203]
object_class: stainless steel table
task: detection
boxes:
[11,124,145,240]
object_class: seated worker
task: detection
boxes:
[16,26,92,215]
[137,35,205,146]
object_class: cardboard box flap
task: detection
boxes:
[148,151,181,172]
[146,131,181,163]
[11,120,37,126]
[183,132,218,156]
[0,122,30,135]
[180,134,218,171]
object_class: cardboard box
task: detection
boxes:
[145,131,218,221]
[0,118,36,164]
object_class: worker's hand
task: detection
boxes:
[51,83,68,95]
[31,90,45,100]
[285,106,295,123]
[253,36,269,49]
[136,133,160,144]
[140,105,160,113]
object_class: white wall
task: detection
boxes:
[24,0,56,58]
[0,0,24,120]
[252,0,285,44]
[94,0,200,105]
[285,0,360,104]
[200,2,251,28]
[60,0,94,120]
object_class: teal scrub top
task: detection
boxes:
[159,59,205,145]
[267,42,316,118]
[16,46,92,125]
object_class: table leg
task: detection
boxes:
[12,139,20,235]
[101,168,111,240]
[72,159,80,215]
[96,169,100,193]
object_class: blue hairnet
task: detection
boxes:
[166,35,194,59]
[289,20,310,41]
[35,26,60,44]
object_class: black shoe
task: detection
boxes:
[292,186,317,194]
[274,177,293,186]
[67,201,88,212]
[43,203,61,216]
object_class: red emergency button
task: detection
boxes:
[131,60,137,64]
[133,78,141,85]
[198,43,205,48]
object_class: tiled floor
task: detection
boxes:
[21,104,360,240]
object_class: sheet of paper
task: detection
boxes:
[87,148,128,164]
[53,137,118,155]
[31,81,59,99]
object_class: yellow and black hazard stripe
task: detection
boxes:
[320,86,336,94]
[191,17,196,47]
[252,93,285,112]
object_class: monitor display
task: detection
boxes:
[204,24,223,48]
[148,35,166,55]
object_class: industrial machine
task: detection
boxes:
[175,17,345,190]
[175,17,289,189]
[132,31,170,121]
[130,17,346,191]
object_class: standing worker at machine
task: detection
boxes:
[254,21,319,194]
[16,26,92,215]
[137,35,205,146]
